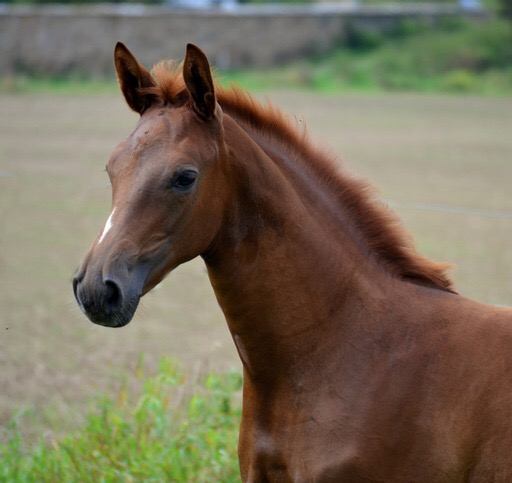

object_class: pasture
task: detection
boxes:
[1,88,512,442]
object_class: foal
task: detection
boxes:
[74,43,512,481]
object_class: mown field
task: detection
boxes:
[1,88,512,476]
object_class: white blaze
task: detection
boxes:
[98,207,116,245]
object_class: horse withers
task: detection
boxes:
[73,43,512,481]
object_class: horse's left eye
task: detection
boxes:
[172,169,198,192]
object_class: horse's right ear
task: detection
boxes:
[183,44,216,121]
[114,42,156,114]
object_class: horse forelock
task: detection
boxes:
[146,61,454,293]
[139,61,189,106]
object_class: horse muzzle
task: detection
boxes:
[73,267,145,328]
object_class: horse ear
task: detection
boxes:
[114,42,156,114]
[183,44,216,121]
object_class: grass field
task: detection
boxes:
[1,88,512,454]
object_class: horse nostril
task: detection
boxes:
[104,279,123,312]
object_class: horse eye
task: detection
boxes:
[172,169,198,191]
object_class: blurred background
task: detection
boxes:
[1,0,511,478]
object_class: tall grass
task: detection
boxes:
[0,358,242,482]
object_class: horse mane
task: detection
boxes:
[143,61,454,292]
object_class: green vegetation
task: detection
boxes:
[0,359,242,482]
[0,76,119,95]
[3,18,512,96]
[223,18,512,95]
[498,0,512,20]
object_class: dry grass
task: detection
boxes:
[1,90,511,438]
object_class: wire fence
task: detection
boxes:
[385,200,512,220]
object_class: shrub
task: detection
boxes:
[442,69,480,91]
[345,23,385,51]
[498,0,512,21]
[0,359,242,482]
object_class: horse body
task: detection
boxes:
[228,268,512,482]
[73,43,512,481]
[234,292,512,481]
[212,102,512,481]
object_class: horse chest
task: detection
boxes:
[239,399,374,482]
[238,384,470,483]
[241,432,459,483]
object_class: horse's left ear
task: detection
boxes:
[114,42,156,114]
[183,44,216,121]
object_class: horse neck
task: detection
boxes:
[204,115,390,384]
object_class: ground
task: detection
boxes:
[1,90,511,439]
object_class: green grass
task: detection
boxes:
[0,358,242,482]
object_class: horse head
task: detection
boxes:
[73,43,228,327]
